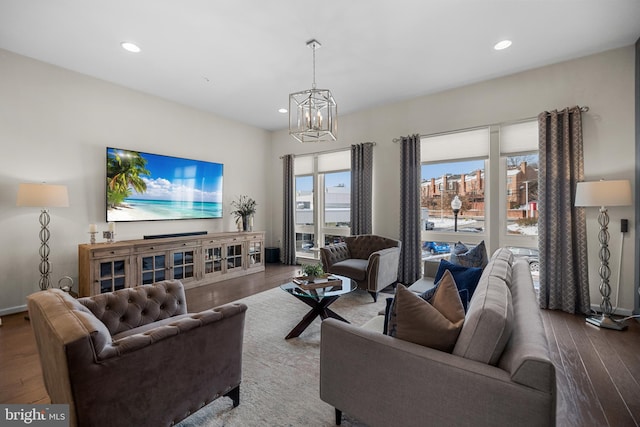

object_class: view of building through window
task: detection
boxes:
[505,153,539,236]
[419,123,539,284]
[421,159,486,234]
[295,169,351,258]
[324,171,351,228]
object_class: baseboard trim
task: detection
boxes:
[590,304,633,317]
[0,304,27,317]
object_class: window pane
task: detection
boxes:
[506,154,539,236]
[324,171,350,227]
[295,175,313,226]
[324,234,346,245]
[421,160,485,233]
[296,233,315,253]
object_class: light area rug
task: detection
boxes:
[177,286,387,427]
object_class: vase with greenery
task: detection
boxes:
[231,195,257,231]
[302,263,324,283]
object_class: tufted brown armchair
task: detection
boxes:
[27,280,246,427]
[320,234,401,302]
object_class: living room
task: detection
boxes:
[1,2,639,426]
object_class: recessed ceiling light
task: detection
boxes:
[121,42,141,53]
[494,40,512,51]
[278,108,288,114]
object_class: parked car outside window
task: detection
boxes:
[423,241,450,255]
[507,246,539,273]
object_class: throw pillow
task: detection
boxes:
[387,276,465,352]
[421,280,469,312]
[434,259,483,311]
[449,240,488,269]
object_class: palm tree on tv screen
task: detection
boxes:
[107,150,150,208]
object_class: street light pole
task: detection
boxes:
[524,180,529,218]
[451,195,462,232]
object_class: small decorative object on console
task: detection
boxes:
[230,195,257,232]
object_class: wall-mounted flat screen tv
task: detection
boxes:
[106,147,223,222]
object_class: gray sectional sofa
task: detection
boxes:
[320,248,556,427]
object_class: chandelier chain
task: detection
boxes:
[312,43,316,89]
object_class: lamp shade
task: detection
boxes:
[451,195,462,210]
[575,180,632,207]
[17,183,69,208]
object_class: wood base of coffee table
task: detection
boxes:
[285,293,349,339]
[280,275,356,339]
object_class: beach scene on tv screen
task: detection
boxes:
[106,148,223,222]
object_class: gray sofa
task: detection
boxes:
[320,248,556,427]
[319,234,401,302]
[27,280,247,427]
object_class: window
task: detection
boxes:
[295,175,315,255]
[419,122,539,282]
[421,159,486,234]
[420,128,489,263]
[294,150,351,259]
[500,121,539,238]
[324,171,351,228]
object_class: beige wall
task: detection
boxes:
[269,46,637,314]
[0,49,271,314]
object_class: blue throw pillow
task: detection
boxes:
[434,259,482,311]
[449,240,488,269]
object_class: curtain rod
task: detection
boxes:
[392,105,589,143]
[279,142,376,159]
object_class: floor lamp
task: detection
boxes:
[575,179,632,330]
[17,183,70,291]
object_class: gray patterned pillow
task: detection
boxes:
[450,240,488,269]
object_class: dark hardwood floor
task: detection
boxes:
[1,264,639,426]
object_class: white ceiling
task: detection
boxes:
[1,1,639,131]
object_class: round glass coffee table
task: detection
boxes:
[280,275,357,339]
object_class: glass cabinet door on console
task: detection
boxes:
[226,242,244,273]
[171,248,196,282]
[96,257,129,294]
[247,238,263,269]
[140,253,167,285]
[202,241,224,279]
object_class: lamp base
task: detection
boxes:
[586,314,627,331]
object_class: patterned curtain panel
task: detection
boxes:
[538,106,590,314]
[398,134,421,285]
[282,154,297,265]
[350,142,374,235]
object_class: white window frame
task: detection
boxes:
[294,150,351,260]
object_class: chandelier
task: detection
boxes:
[289,39,337,143]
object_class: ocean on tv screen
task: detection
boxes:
[107,199,222,222]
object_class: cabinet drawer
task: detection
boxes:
[136,240,198,253]
[91,247,131,258]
